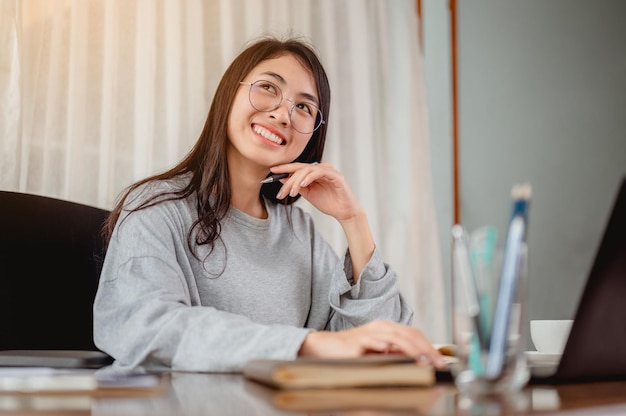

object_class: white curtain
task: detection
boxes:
[0,0,446,342]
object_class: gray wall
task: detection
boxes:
[424,0,626,341]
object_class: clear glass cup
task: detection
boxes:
[450,226,530,396]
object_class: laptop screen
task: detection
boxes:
[555,177,626,381]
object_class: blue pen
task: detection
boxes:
[485,183,531,380]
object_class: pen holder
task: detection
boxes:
[450,228,530,396]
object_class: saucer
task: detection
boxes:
[526,351,561,365]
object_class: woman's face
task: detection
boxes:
[227,54,319,171]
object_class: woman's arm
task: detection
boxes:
[271,162,445,368]
[300,243,446,368]
[271,162,375,281]
[336,208,375,282]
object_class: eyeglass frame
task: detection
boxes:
[238,80,325,134]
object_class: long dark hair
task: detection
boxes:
[103,36,331,256]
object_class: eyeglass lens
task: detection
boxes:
[248,80,323,134]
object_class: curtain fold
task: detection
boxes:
[0,0,22,189]
[1,0,446,342]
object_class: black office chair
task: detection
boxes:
[0,191,110,352]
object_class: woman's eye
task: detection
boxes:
[258,82,278,96]
[296,103,314,115]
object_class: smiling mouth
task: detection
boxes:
[253,125,285,146]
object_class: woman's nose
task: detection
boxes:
[269,100,292,126]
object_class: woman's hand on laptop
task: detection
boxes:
[298,320,448,369]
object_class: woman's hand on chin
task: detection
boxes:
[271,162,361,221]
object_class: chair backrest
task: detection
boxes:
[0,191,110,351]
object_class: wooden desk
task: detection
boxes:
[2,373,626,415]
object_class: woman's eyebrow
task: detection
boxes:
[258,71,319,106]
[259,71,285,84]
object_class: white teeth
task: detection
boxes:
[254,125,284,145]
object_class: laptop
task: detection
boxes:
[0,350,112,369]
[529,176,626,383]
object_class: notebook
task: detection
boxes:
[529,176,626,383]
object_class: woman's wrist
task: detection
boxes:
[298,331,325,357]
[339,210,375,280]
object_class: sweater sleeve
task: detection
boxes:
[303,219,414,331]
[93,201,311,373]
[327,248,414,330]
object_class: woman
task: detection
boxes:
[93,36,444,372]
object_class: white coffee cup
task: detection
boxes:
[530,320,573,354]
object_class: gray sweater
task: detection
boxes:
[93,180,413,372]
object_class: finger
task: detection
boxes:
[285,163,323,197]
[283,172,308,198]
[272,164,311,198]
[394,332,446,366]
[365,322,446,367]
[357,336,391,354]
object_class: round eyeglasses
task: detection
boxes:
[239,80,325,134]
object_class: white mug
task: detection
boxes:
[530,320,573,354]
